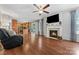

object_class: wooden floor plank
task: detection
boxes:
[0,34,79,55]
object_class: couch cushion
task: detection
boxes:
[6,29,16,36]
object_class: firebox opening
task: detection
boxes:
[49,30,58,38]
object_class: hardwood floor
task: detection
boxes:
[0,33,79,55]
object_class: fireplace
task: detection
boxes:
[47,25,62,39]
[49,30,58,38]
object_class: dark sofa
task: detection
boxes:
[0,28,23,49]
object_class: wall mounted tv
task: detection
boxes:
[47,14,59,23]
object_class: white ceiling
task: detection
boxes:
[0,4,79,22]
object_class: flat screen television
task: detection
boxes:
[47,14,59,23]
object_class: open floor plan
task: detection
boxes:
[0,4,79,55]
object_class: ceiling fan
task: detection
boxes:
[33,4,50,15]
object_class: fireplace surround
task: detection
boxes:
[47,25,62,39]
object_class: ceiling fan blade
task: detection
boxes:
[43,11,49,14]
[33,4,39,9]
[33,11,38,13]
[43,4,50,9]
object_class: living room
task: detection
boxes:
[30,5,79,42]
[0,4,79,55]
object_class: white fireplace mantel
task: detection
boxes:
[46,25,62,38]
